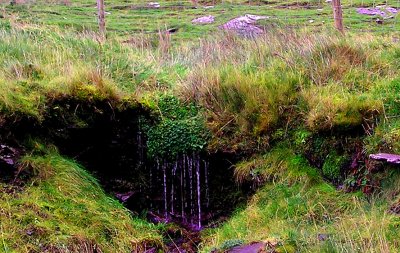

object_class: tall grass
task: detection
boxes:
[1,25,397,136]
[178,31,398,152]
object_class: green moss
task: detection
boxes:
[219,239,244,250]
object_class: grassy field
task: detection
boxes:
[1,0,400,252]
[1,0,399,40]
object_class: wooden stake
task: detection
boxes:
[97,0,106,38]
[332,0,344,33]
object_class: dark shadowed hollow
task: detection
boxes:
[30,98,250,231]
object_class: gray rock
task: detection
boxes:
[228,242,266,253]
[369,153,400,164]
[192,15,215,24]
[148,2,160,8]
[221,14,269,36]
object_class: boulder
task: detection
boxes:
[220,14,269,36]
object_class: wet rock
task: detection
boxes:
[369,153,400,164]
[0,144,21,182]
[0,144,19,165]
[147,211,169,224]
[220,14,269,36]
[192,15,215,24]
[115,191,135,202]
[148,2,160,8]
[227,242,266,253]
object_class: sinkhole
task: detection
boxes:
[38,98,250,231]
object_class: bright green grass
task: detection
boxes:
[0,2,400,252]
[201,145,400,252]
[0,145,162,252]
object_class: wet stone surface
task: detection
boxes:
[0,143,21,183]
[227,242,266,253]
[369,153,400,164]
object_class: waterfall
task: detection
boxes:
[196,153,201,228]
[188,154,193,219]
[182,155,186,220]
[158,159,168,219]
[149,153,210,229]
[171,161,177,215]
[180,157,185,220]
[204,160,209,209]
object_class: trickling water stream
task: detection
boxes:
[150,153,209,230]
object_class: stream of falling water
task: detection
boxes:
[150,153,209,229]
[135,126,210,229]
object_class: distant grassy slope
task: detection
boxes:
[0,145,162,252]
[0,0,399,40]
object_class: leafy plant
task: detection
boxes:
[145,94,209,159]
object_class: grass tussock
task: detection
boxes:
[0,145,162,252]
[179,32,398,151]
[301,84,381,131]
